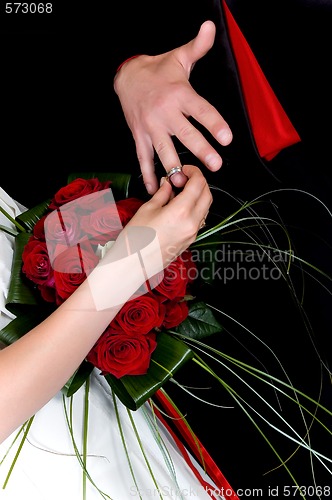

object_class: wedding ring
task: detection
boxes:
[199,218,207,229]
[199,211,209,229]
[166,166,182,180]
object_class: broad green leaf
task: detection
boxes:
[1,173,194,411]
[175,301,222,339]
[16,200,50,232]
[63,361,94,397]
[1,202,54,339]
[105,332,194,410]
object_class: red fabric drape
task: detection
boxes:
[154,390,239,500]
[222,0,301,160]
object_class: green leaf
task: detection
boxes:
[0,173,196,412]
[5,200,52,316]
[175,301,223,339]
[105,332,194,410]
[15,199,50,232]
[67,172,132,200]
[63,361,94,397]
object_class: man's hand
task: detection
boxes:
[114,21,232,194]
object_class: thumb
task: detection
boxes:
[179,21,216,73]
[150,177,173,207]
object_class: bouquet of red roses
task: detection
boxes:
[1,173,331,497]
[2,173,222,409]
[0,172,242,499]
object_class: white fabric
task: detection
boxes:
[0,188,26,330]
[0,188,218,500]
[0,372,217,500]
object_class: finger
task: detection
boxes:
[148,175,173,207]
[160,176,176,200]
[194,182,213,220]
[134,135,160,194]
[169,111,225,172]
[166,170,187,189]
[192,186,212,231]
[185,21,216,66]
[173,165,210,206]
[187,94,233,146]
[173,167,212,230]
[149,126,189,187]
[139,158,159,195]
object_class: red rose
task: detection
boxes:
[43,207,82,248]
[22,238,54,286]
[80,203,123,245]
[32,215,48,241]
[110,293,165,336]
[179,249,197,283]
[53,241,99,304]
[154,256,190,301]
[39,283,56,303]
[49,178,111,210]
[162,300,189,329]
[116,198,144,226]
[86,328,157,378]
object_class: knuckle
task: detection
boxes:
[154,139,169,156]
[177,123,196,140]
[194,174,207,191]
[194,101,215,120]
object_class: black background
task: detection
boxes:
[1,1,332,497]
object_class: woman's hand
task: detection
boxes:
[124,165,212,267]
[114,21,232,195]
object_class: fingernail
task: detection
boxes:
[205,153,222,170]
[160,177,166,186]
[145,183,153,193]
[217,129,232,145]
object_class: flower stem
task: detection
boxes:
[82,378,90,500]
[2,416,34,489]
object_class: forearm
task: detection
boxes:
[0,249,147,442]
[0,164,211,441]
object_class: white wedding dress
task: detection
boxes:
[0,188,222,500]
